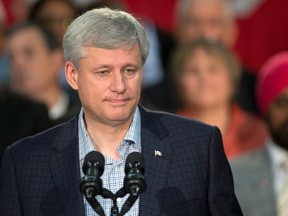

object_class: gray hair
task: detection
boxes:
[63,7,150,68]
[175,0,235,24]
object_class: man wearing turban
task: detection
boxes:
[230,52,288,216]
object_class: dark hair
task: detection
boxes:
[29,0,77,20]
[7,21,60,51]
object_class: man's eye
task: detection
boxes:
[275,99,288,108]
[24,48,35,59]
[124,69,136,75]
[97,70,109,76]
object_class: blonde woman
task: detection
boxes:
[172,38,268,159]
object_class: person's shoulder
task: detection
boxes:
[234,104,268,136]
[1,86,45,110]
[8,116,78,153]
[140,105,215,131]
[230,146,268,168]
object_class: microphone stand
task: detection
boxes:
[85,195,106,216]
[81,151,146,215]
[83,187,139,216]
[118,193,139,216]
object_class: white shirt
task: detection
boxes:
[267,140,288,195]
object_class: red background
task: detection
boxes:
[123,0,288,73]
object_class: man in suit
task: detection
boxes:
[230,52,288,216]
[0,8,242,215]
[7,21,81,122]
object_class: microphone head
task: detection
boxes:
[124,152,146,195]
[82,151,105,175]
[125,152,145,174]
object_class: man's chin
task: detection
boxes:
[107,110,134,124]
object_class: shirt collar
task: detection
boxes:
[267,139,288,169]
[78,106,141,162]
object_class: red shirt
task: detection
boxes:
[176,104,268,159]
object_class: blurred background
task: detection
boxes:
[1,1,288,214]
[1,0,288,74]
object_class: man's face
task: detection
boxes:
[66,43,143,127]
[266,88,288,150]
[8,27,61,99]
[175,0,236,47]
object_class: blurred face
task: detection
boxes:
[265,88,288,150]
[8,27,61,98]
[66,44,143,127]
[36,0,76,43]
[178,48,233,109]
[0,22,5,53]
[10,0,30,23]
[176,0,236,47]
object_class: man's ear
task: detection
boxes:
[65,61,79,90]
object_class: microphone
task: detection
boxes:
[80,151,105,198]
[119,152,147,216]
[123,152,147,196]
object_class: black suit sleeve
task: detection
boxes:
[0,148,22,216]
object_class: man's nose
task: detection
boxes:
[110,72,127,93]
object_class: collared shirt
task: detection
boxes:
[78,107,141,216]
[267,140,288,195]
[49,91,69,120]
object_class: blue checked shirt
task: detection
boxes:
[78,107,142,216]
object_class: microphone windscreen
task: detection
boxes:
[125,152,144,167]
[82,151,105,175]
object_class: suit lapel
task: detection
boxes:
[139,107,173,215]
[49,117,85,216]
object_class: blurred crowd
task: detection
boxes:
[0,0,288,215]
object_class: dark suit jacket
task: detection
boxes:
[0,85,51,167]
[0,106,243,215]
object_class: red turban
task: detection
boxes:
[257,52,288,115]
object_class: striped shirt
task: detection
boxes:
[78,107,141,215]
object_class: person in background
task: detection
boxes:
[0,8,52,167]
[174,0,237,48]
[0,84,51,168]
[172,38,267,159]
[0,0,35,84]
[230,52,288,216]
[28,0,79,91]
[145,0,258,114]
[0,17,9,84]
[29,0,78,45]
[0,8,243,215]
[7,21,80,122]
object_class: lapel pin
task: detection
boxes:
[154,150,162,157]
